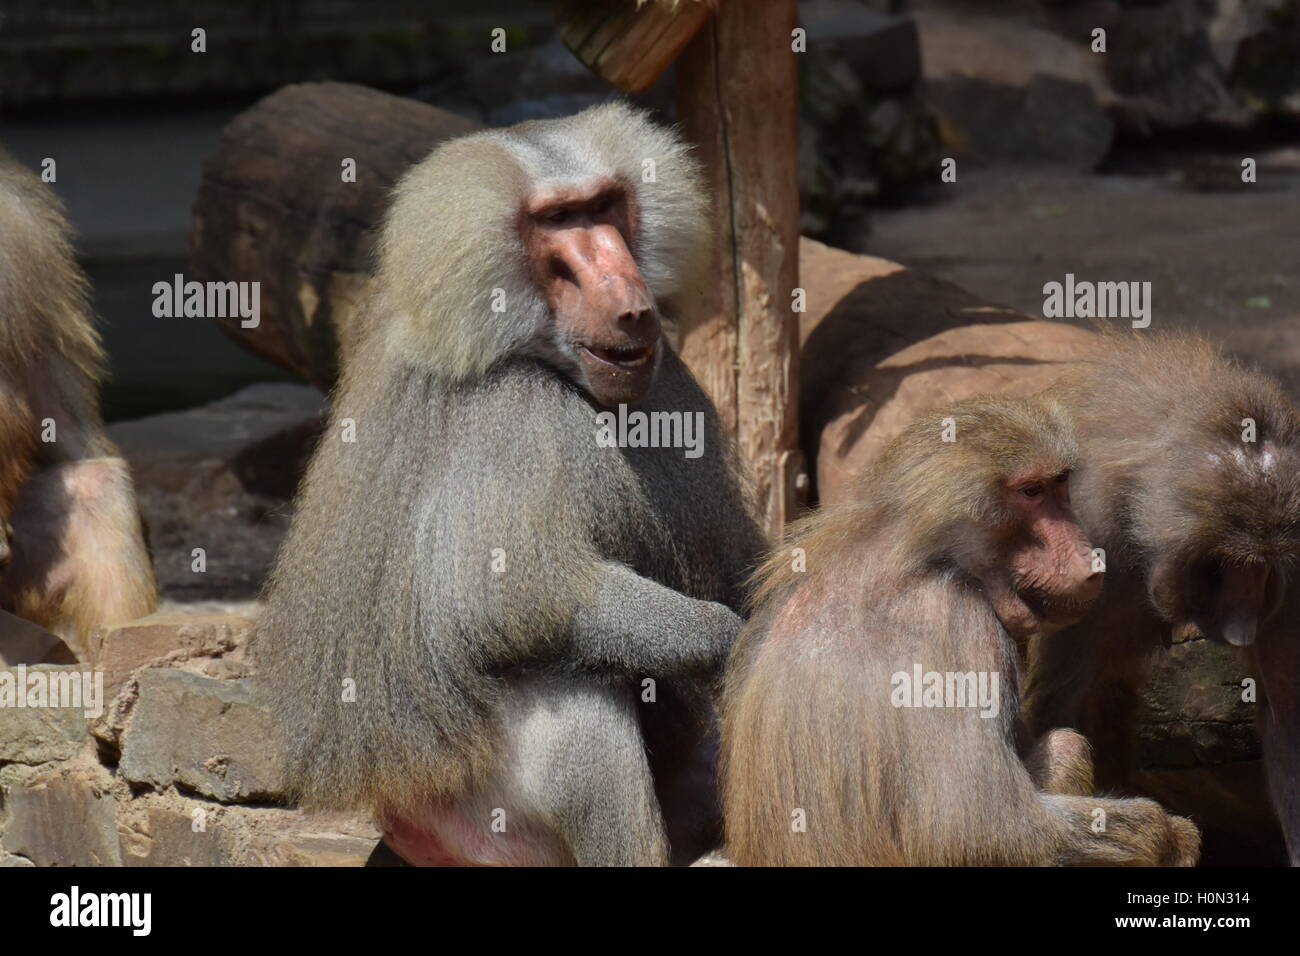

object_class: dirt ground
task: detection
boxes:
[866,152,1300,389]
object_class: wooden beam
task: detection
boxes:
[555,0,714,94]
[676,0,803,534]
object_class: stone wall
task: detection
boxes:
[0,610,380,867]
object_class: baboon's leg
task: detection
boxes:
[383,674,669,867]
[1025,728,1095,797]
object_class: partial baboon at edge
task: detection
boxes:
[256,104,766,866]
[722,396,1200,866]
[1023,332,1300,865]
[0,151,157,655]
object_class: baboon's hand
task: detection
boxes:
[691,599,743,673]
[1051,795,1202,866]
[1160,813,1202,867]
[1101,800,1201,867]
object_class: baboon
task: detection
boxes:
[256,104,765,866]
[722,396,1200,866]
[1024,332,1300,864]
[0,150,156,656]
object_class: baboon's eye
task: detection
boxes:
[1019,483,1044,500]
[541,208,572,225]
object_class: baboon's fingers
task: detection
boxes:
[1162,815,1202,867]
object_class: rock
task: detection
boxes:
[1101,0,1250,131]
[796,236,1031,501]
[927,73,1115,168]
[914,0,1262,136]
[108,382,325,469]
[118,798,235,867]
[119,668,283,802]
[1135,631,1285,865]
[1138,635,1260,768]
[0,762,122,866]
[797,3,938,243]
[813,320,1098,503]
[1207,0,1288,73]
[803,1,922,92]
[916,1,1116,107]
[231,808,381,866]
[0,665,94,764]
[107,384,324,602]
[95,610,254,706]
[915,0,1117,167]
[199,658,255,681]
[0,610,74,667]
[1229,2,1300,117]
[241,829,380,867]
[0,763,39,852]
[116,794,379,867]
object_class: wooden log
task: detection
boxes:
[189,82,481,390]
[676,0,802,535]
[554,0,714,94]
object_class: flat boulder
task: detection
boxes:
[814,320,1097,504]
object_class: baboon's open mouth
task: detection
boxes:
[582,343,655,369]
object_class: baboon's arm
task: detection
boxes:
[568,562,740,677]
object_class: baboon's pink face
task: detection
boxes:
[523,178,659,408]
[979,469,1103,641]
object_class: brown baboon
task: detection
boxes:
[0,150,156,656]
[722,396,1200,866]
[255,104,765,866]
[1024,332,1300,865]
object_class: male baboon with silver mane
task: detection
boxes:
[256,104,764,866]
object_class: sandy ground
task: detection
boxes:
[866,156,1300,389]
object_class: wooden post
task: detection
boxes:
[676,0,803,535]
